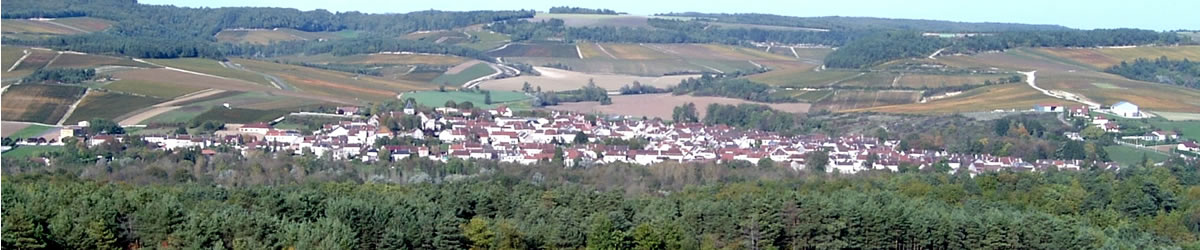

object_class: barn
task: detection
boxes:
[1111,101,1140,118]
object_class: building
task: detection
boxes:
[1070,106,1090,118]
[1112,101,1141,118]
[1179,141,1199,152]
[1034,104,1063,112]
[59,126,85,141]
[239,123,272,135]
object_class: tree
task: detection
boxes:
[522,82,533,93]
[806,150,829,173]
[460,101,476,110]
[445,100,458,108]
[587,213,630,250]
[2,208,47,250]
[1081,125,1106,140]
[672,103,699,123]
[484,91,493,105]
[574,131,589,144]
[462,217,494,250]
[757,158,776,169]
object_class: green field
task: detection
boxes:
[405,90,531,109]
[460,31,511,51]
[431,63,496,85]
[7,124,54,139]
[192,107,290,124]
[145,91,294,123]
[1142,119,1200,141]
[2,145,63,158]
[146,58,272,86]
[1105,145,1169,166]
[102,79,206,98]
[66,91,166,124]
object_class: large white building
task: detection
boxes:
[1112,101,1141,118]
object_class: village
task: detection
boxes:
[25,101,1151,175]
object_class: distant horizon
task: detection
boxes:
[137,0,1197,31]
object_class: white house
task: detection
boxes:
[1112,101,1141,118]
[1179,141,1199,152]
[1151,131,1179,141]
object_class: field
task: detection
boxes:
[703,21,828,32]
[274,53,467,66]
[847,84,1074,114]
[460,31,511,51]
[487,43,580,58]
[3,46,27,70]
[1,84,88,124]
[403,90,531,109]
[140,91,331,124]
[1034,46,1200,70]
[215,28,358,44]
[1,17,112,35]
[45,52,152,69]
[2,145,63,159]
[231,58,434,102]
[545,93,810,120]
[894,73,1016,88]
[507,57,754,76]
[815,90,923,111]
[1036,71,1200,112]
[526,13,661,28]
[1147,120,1200,141]
[146,58,273,86]
[750,70,862,87]
[192,108,290,124]
[65,91,166,124]
[5,49,58,79]
[1105,145,1169,166]
[102,79,207,98]
[3,124,54,138]
[1152,111,1200,121]
[432,62,496,85]
[479,66,698,92]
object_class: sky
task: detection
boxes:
[138,0,1198,31]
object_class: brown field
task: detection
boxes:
[50,17,114,32]
[231,58,434,102]
[847,84,1075,114]
[895,74,1014,88]
[2,20,80,35]
[816,90,923,111]
[577,43,610,59]
[215,28,355,45]
[112,68,272,93]
[1,122,32,137]
[1,84,87,124]
[545,93,810,120]
[1036,71,1200,112]
[602,44,673,60]
[479,66,698,92]
[2,46,26,70]
[1034,46,1200,69]
[45,53,152,69]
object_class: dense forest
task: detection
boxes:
[824,31,949,68]
[1106,56,1200,88]
[488,18,864,46]
[956,29,1184,52]
[703,103,797,132]
[548,6,621,15]
[672,74,796,103]
[656,12,1071,32]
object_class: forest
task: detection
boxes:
[672,74,796,103]
[548,6,621,15]
[21,68,98,84]
[1106,56,1200,88]
[702,103,797,132]
[824,31,948,68]
[656,12,1071,32]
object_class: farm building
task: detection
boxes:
[1070,106,1089,117]
[1112,101,1141,118]
[1034,104,1063,112]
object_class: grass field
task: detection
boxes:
[274,53,467,66]
[487,43,580,58]
[144,91,322,124]
[846,84,1073,114]
[2,145,63,159]
[192,108,290,124]
[1035,46,1200,70]
[461,31,511,51]
[45,53,152,69]
[5,124,54,139]
[102,79,206,98]
[66,91,166,124]
[231,58,434,102]
[215,28,359,44]
[431,63,496,85]
[1,84,88,124]
[1105,145,1169,166]
[404,90,531,109]
[146,58,273,86]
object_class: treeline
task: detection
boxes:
[673,74,796,103]
[824,31,948,68]
[21,68,97,84]
[1106,56,1199,88]
[958,29,1186,52]
[618,81,669,95]
[548,6,621,15]
[703,103,796,132]
[657,12,1071,32]
[225,36,493,60]
[532,81,612,106]
[488,18,862,46]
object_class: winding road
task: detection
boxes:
[1022,71,1100,108]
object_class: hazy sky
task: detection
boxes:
[139,0,1197,31]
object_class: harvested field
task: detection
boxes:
[66,91,166,124]
[45,53,152,69]
[1035,46,1200,69]
[816,90,923,111]
[848,84,1073,114]
[577,43,610,59]
[487,43,580,58]
[1,84,87,124]
[49,17,115,32]
[1036,71,1200,113]
[545,93,810,120]
[895,73,1017,88]
[479,66,698,92]
[2,122,53,138]
[102,79,206,98]
[146,58,273,86]
[231,58,434,102]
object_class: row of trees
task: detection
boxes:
[532,80,612,106]
[702,103,797,132]
[824,31,949,68]
[1106,56,1199,88]
[21,68,96,84]
[672,74,796,103]
[548,6,621,15]
[656,12,1071,32]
